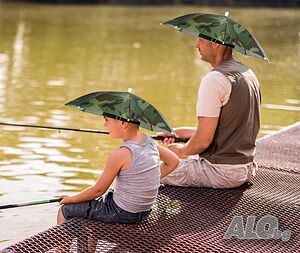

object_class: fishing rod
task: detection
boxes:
[0,198,62,210]
[0,121,188,143]
[0,122,108,134]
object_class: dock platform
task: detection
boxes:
[1,122,300,253]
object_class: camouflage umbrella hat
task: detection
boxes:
[65,90,176,135]
[162,12,269,62]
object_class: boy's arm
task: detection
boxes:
[60,147,131,204]
[157,143,180,179]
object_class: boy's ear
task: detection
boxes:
[121,121,129,129]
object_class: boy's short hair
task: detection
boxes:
[103,112,140,126]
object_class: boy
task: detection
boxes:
[57,115,179,224]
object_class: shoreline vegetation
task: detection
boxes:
[1,0,299,7]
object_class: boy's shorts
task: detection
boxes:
[62,190,151,224]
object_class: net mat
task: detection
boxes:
[2,122,300,253]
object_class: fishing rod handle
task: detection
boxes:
[151,135,188,143]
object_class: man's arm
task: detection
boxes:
[173,127,197,139]
[168,116,218,159]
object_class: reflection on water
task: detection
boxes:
[12,21,25,83]
[0,54,8,112]
[0,3,299,248]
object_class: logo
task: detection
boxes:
[224,215,291,242]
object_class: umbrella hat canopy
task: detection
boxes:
[162,12,269,62]
[65,91,175,135]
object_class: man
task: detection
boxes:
[160,37,261,188]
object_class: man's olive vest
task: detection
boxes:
[201,57,260,165]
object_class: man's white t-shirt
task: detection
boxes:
[196,71,231,117]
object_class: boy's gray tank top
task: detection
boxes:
[113,134,160,213]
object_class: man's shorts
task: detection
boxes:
[62,190,151,224]
[161,155,257,189]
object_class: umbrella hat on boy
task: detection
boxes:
[65,90,176,135]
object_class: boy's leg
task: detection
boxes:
[59,192,116,223]
[57,206,66,224]
[89,191,151,224]
[57,191,151,224]
[60,200,93,223]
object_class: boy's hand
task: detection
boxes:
[59,195,73,205]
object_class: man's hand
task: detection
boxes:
[157,132,176,145]
[158,127,196,145]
